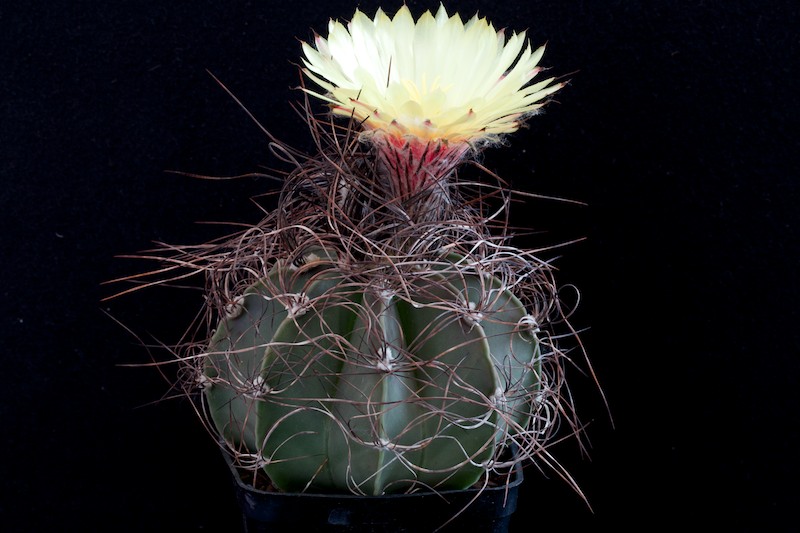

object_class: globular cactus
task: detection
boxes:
[110,3,585,509]
[203,248,542,494]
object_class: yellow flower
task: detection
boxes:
[301,4,563,144]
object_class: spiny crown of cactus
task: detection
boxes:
[123,5,583,496]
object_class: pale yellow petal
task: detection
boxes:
[299,5,563,142]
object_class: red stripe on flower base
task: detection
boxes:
[373,133,471,199]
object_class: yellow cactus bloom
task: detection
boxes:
[301,4,563,144]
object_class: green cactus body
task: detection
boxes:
[204,250,540,495]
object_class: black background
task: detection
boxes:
[2,0,798,531]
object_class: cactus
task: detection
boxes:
[112,4,584,505]
[204,249,542,494]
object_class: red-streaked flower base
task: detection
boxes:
[372,133,471,199]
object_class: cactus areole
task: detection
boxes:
[204,249,542,494]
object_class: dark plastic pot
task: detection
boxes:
[223,453,523,533]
